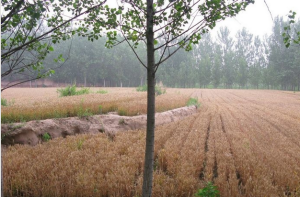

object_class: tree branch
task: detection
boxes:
[120,29,147,68]
[1,0,25,25]
[1,0,107,60]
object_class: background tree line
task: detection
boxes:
[157,16,300,91]
[4,16,299,91]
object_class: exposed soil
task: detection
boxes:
[1,106,198,146]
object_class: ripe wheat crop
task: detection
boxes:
[2,89,300,196]
[1,88,194,123]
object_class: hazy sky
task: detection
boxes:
[213,0,300,38]
[110,0,300,38]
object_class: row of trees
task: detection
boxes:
[158,16,300,90]
[6,17,298,90]
[45,35,147,87]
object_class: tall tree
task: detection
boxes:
[194,33,213,88]
[104,1,254,196]
[1,0,108,91]
[235,28,253,88]
[211,44,222,88]
[249,36,265,88]
[269,17,296,90]
[218,27,235,88]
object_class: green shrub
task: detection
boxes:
[118,109,127,116]
[1,98,7,106]
[57,84,77,97]
[187,97,200,108]
[42,133,51,142]
[136,85,166,95]
[98,105,103,114]
[195,182,220,197]
[96,90,108,94]
[136,84,147,92]
[76,87,90,95]
[57,84,90,97]
[155,85,166,95]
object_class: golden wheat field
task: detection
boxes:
[2,89,300,197]
[1,87,194,123]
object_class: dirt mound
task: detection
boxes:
[1,106,198,146]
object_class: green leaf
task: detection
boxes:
[154,39,158,45]
[132,35,138,41]
[49,46,54,51]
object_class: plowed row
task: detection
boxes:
[3,89,300,196]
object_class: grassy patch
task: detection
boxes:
[136,84,147,92]
[1,98,7,106]
[42,133,51,142]
[187,97,200,108]
[96,90,108,94]
[136,85,166,95]
[155,85,166,95]
[57,84,90,97]
[77,99,93,118]
[195,182,220,197]
[118,109,127,116]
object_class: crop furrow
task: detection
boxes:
[199,115,212,181]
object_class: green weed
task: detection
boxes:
[57,84,90,97]
[195,182,220,197]
[76,87,90,95]
[155,85,166,95]
[136,84,147,92]
[77,99,93,118]
[136,85,166,95]
[187,97,200,108]
[1,98,7,106]
[98,105,103,114]
[118,109,127,116]
[42,133,51,142]
[96,90,108,94]
[77,139,84,150]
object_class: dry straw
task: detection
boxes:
[2,89,300,196]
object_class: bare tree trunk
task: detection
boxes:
[84,73,87,87]
[142,1,155,196]
[1,159,3,197]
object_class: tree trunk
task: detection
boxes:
[1,158,3,197]
[142,1,155,196]
[140,76,144,86]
